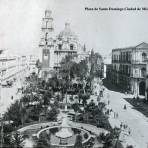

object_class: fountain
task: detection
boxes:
[55,113,72,144]
[36,104,91,147]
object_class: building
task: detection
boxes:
[0,50,33,84]
[39,10,54,78]
[39,10,89,79]
[108,42,148,97]
[102,53,112,78]
[28,55,38,74]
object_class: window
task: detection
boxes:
[141,67,146,77]
[44,54,48,60]
[58,44,62,50]
[70,44,74,50]
[142,52,147,62]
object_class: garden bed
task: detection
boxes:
[124,98,148,117]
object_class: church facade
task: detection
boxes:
[39,10,89,79]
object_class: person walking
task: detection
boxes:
[116,113,118,118]
[124,104,127,110]
[108,100,110,105]
[120,122,123,129]
[128,128,131,135]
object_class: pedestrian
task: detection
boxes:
[114,112,116,118]
[100,90,103,97]
[124,104,127,110]
[106,109,109,115]
[108,100,110,105]
[105,111,107,115]
[123,124,126,129]
[11,96,13,100]
[120,123,123,129]
[116,113,118,118]
[128,128,131,135]
[126,125,128,129]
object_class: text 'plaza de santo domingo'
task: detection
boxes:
[39,10,89,79]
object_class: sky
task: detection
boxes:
[0,0,148,56]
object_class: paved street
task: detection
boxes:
[93,81,148,148]
[0,76,26,115]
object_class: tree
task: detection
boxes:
[60,54,75,81]
[74,134,83,148]
[103,133,113,148]
[72,103,80,113]
[3,133,12,148]
[36,59,42,75]
[35,132,51,148]
[88,50,104,88]
[19,100,28,126]
[126,145,134,148]
[71,60,88,80]
[102,128,121,148]
[42,91,52,105]
[79,94,90,106]
[11,132,24,148]
[46,107,59,121]
[4,100,22,126]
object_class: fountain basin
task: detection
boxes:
[36,125,91,147]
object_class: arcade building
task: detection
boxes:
[108,42,148,97]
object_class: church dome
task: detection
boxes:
[58,23,77,41]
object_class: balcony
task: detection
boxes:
[54,63,61,68]
[130,73,146,79]
[131,60,146,65]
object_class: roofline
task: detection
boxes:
[112,42,148,52]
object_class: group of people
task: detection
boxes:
[105,107,119,119]
[113,112,119,118]
[94,79,134,148]
[105,108,112,116]
[120,122,131,135]
[105,90,132,137]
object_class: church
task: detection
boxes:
[39,10,89,79]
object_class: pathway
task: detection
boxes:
[93,79,148,148]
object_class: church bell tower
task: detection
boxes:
[39,10,54,79]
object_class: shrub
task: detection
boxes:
[72,128,81,135]
[126,145,134,148]
[84,133,88,139]
[98,132,106,141]
[49,127,59,135]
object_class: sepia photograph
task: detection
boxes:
[0,0,148,148]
